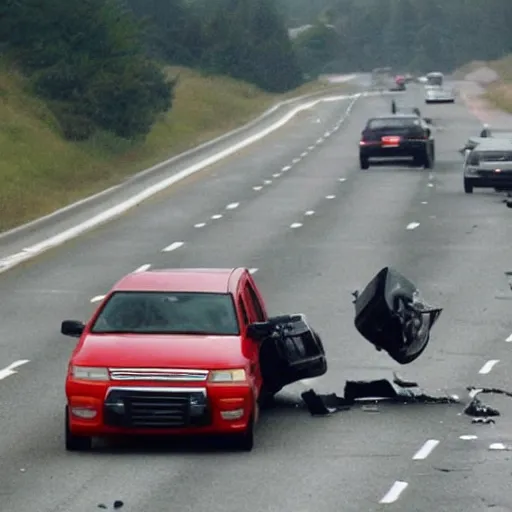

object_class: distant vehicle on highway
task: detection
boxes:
[61,268,328,452]
[425,71,444,88]
[463,138,512,193]
[424,85,455,104]
[359,114,435,169]
[391,75,406,91]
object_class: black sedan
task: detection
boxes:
[359,114,435,169]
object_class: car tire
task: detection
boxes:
[360,156,369,169]
[463,178,474,194]
[65,406,93,451]
[231,416,254,452]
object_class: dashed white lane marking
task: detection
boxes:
[211,214,223,220]
[264,180,272,185]
[324,131,331,137]
[326,195,336,199]
[290,222,303,229]
[421,201,428,205]
[479,359,499,374]
[469,388,482,398]
[272,173,281,178]
[338,178,346,182]
[253,186,263,191]
[428,183,434,187]
[292,158,301,164]
[305,210,315,216]
[412,439,440,460]
[282,166,291,172]
[194,222,206,228]
[301,151,308,157]
[162,241,185,252]
[226,202,239,210]
[90,295,105,303]
[0,360,30,381]
[308,145,314,150]
[460,435,478,440]
[379,481,408,504]
[316,138,324,143]
[134,264,151,273]
[406,222,420,230]
[489,443,509,451]
[506,333,512,342]
[249,268,258,274]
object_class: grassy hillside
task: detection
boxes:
[0,64,351,233]
[455,54,512,114]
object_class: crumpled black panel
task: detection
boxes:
[353,267,443,364]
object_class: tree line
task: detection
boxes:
[0,0,302,141]
[280,0,512,77]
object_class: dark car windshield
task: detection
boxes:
[426,75,443,86]
[367,118,420,130]
[91,291,240,335]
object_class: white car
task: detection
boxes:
[425,86,455,104]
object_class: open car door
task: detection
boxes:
[249,314,327,394]
[353,267,443,364]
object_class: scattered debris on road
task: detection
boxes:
[464,396,500,418]
[301,372,459,416]
[97,501,123,510]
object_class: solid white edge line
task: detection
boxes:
[0,93,360,275]
[412,439,440,460]
[162,241,184,253]
[379,481,408,504]
[478,359,500,374]
[0,360,30,380]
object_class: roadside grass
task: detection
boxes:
[0,64,352,233]
[454,54,512,114]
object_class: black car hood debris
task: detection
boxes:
[353,267,443,364]
[301,372,459,416]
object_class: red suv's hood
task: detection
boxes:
[73,334,247,369]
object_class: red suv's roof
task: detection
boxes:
[111,268,245,294]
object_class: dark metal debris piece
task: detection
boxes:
[467,386,512,399]
[393,372,418,388]
[464,397,500,418]
[300,390,351,416]
[353,267,443,364]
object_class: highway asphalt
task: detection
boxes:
[2,80,512,511]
